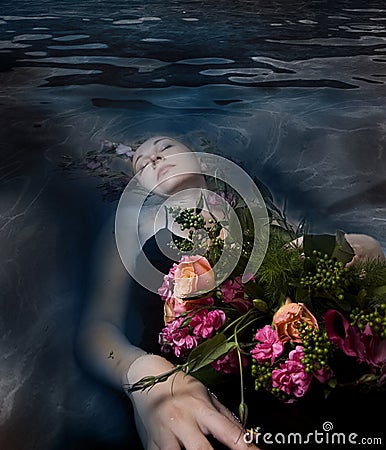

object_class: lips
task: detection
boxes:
[157,164,175,180]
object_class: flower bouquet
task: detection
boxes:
[128,187,386,428]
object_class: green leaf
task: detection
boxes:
[303,234,336,258]
[188,364,226,385]
[323,386,333,399]
[196,190,204,211]
[373,285,386,297]
[303,231,354,265]
[332,230,355,264]
[328,377,338,389]
[357,373,379,384]
[252,299,269,313]
[238,402,249,428]
[186,333,236,374]
[234,205,253,234]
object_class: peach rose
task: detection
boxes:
[164,296,189,324]
[163,296,214,324]
[173,255,216,299]
[273,299,318,344]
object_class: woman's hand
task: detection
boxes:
[125,354,259,450]
[344,233,385,267]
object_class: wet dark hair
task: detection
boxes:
[59,136,209,201]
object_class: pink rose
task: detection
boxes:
[251,325,284,365]
[174,255,216,299]
[221,276,253,312]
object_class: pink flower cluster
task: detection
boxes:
[272,346,312,398]
[159,309,226,357]
[158,262,178,302]
[212,349,249,374]
[251,325,312,399]
[221,276,253,313]
[250,325,284,365]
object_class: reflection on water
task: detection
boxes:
[1,0,384,235]
[0,1,385,449]
[1,0,386,89]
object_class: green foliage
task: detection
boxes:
[350,259,386,307]
[186,333,236,374]
[303,230,355,265]
[254,229,304,306]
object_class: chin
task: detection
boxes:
[155,174,202,196]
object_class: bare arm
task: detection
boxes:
[76,215,258,450]
[76,217,146,388]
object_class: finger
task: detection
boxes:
[150,428,181,450]
[147,441,160,450]
[209,392,242,429]
[166,413,214,450]
[175,424,214,450]
[200,409,259,450]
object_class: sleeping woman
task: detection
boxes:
[76,136,385,450]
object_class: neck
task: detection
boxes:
[165,187,206,209]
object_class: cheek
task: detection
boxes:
[137,170,157,190]
[179,157,201,173]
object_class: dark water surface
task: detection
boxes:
[1,1,385,449]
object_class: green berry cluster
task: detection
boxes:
[299,323,332,374]
[168,206,206,230]
[169,237,194,253]
[270,387,288,401]
[300,251,350,300]
[252,360,287,400]
[350,303,386,338]
[168,207,225,257]
[251,361,272,392]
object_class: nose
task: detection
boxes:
[150,152,163,166]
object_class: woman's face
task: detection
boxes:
[132,136,205,196]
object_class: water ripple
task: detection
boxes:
[1,15,59,21]
[13,34,52,41]
[266,36,386,46]
[177,58,234,65]
[48,43,108,50]
[18,55,169,72]
[53,34,90,42]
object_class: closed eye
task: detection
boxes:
[138,160,150,172]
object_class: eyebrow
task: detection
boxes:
[153,138,167,146]
[133,138,170,171]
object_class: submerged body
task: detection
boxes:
[77,136,385,450]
